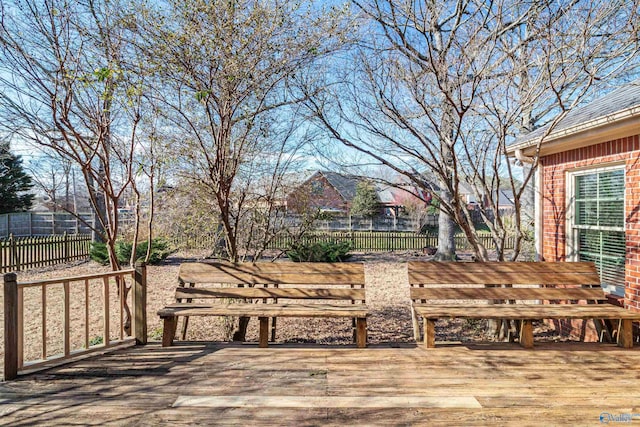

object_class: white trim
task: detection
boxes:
[535,161,543,261]
[562,160,626,174]
[507,107,640,157]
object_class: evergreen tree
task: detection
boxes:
[350,181,379,218]
[0,144,35,214]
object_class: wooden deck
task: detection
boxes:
[1,342,640,425]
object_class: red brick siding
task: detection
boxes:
[286,175,350,213]
[540,134,640,340]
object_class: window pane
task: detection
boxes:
[576,201,598,226]
[598,200,624,227]
[573,169,625,297]
[578,228,625,296]
[576,174,597,199]
[599,170,624,199]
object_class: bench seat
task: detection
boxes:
[159,303,369,318]
[413,304,640,320]
[158,261,368,348]
[409,261,640,349]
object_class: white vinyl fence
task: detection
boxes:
[0,212,94,237]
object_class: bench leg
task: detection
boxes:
[178,282,195,340]
[618,319,633,349]
[410,306,421,342]
[181,316,190,341]
[162,317,178,347]
[259,317,269,348]
[271,317,277,342]
[519,320,534,349]
[352,318,357,343]
[356,317,367,348]
[424,319,435,348]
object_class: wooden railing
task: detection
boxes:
[0,233,91,273]
[3,263,147,380]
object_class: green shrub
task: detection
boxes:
[287,240,352,262]
[89,242,111,265]
[90,238,173,266]
[116,238,173,265]
[89,336,103,346]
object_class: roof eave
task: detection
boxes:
[506,105,640,158]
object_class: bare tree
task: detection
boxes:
[306,0,640,264]
[125,0,354,341]
[26,152,74,212]
[130,0,354,262]
[0,0,147,269]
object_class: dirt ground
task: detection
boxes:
[1,250,568,372]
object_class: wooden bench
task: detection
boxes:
[409,261,640,349]
[158,261,368,348]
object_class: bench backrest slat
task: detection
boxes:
[179,262,365,285]
[176,262,366,304]
[176,287,365,301]
[408,261,604,303]
[408,261,600,286]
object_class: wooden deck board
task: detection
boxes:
[2,342,640,425]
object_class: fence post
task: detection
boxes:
[134,261,147,345]
[4,272,18,380]
[63,232,68,261]
[9,234,18,271]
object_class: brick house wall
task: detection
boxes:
[540,134,640,339]
[286,174,350,213]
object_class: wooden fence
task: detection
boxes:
[169,233,221,251]
[267,231,515,252]
[3,264,147,380]
[0,234,92,273]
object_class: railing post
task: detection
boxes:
[134,261,147,345]
[4,272,18,380]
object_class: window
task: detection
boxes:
[568,167,625,296]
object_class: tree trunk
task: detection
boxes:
[87,173,106,244]
[434,188,456,261]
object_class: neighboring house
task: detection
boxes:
[497,189,515,215]
[286,171,429,215]
[426,180,488,211]
[376,182,431,217]
[30,195,54,212]
[286,171,359,213]
[457,182,484,210]
[30,192,92,213]
[507,80,640,339]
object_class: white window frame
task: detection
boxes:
[566,163,626,295]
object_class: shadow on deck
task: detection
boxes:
[1,341,640,425]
